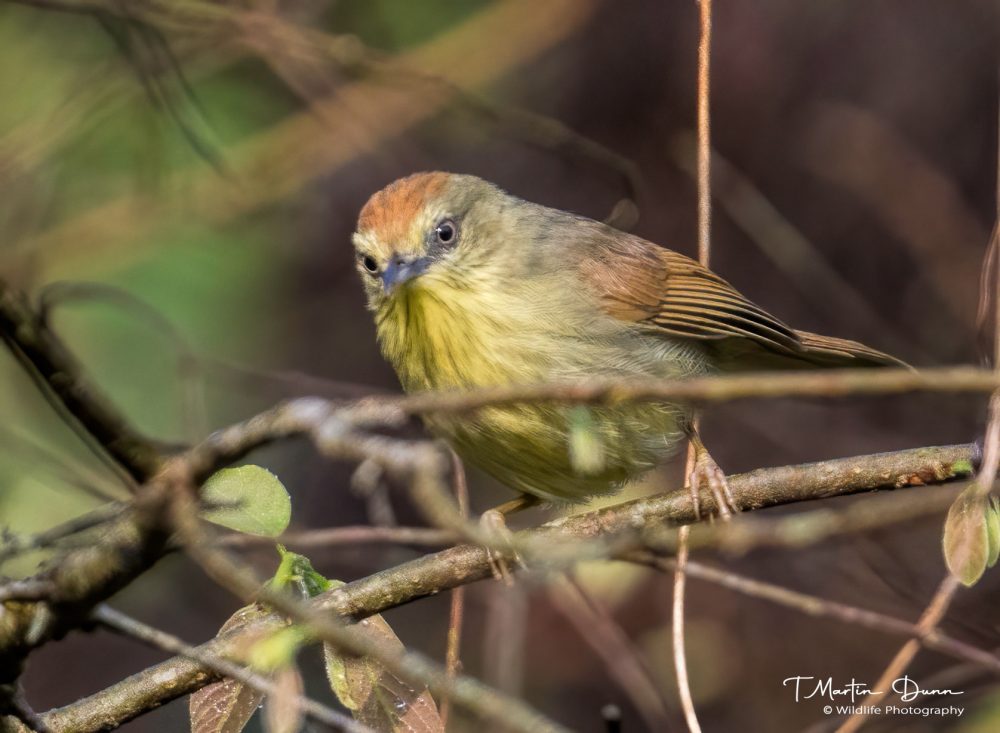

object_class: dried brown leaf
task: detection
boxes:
[189,603,270,733]
[190,677,264,733]
[325,615,443,733]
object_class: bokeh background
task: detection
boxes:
[2,1,1000,731]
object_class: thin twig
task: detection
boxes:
[388,366,1000,417]
[216,525,457,549]
[170,493,572,733]
[0,503,125,565]
[833,575,963,733]
[648,483,965,555]
[696,0,712,262]
[92,604,372,733]
[35,443,976,732]
[5,684,51,733]
[631,554,1000,673]
[441,451,469,730]
[673,463,701,733]
[676,3,713,725]
[834,81,1000,733]
[549,575,671,731]
[0,280,161,483]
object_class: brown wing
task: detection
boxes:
[580,232,906,370]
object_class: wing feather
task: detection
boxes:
[580,229,905,369]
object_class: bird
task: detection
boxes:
[351,171,905,516]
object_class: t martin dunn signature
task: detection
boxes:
[783,676,964,703]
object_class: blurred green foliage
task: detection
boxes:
[0,0,503,576]
[328,0,490,51]
[0,5,299,573]
[3,2,999,731]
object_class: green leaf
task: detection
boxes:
[987,497,1000,569]
[189,603,271,733]
[189,548,330,733]
[568,407,606,476]
[201,465,291,537]
[249,626,307,673]
[268,545,332,598]
[943,486,990,586]
[324,612,444,732]
[249,548,332,670]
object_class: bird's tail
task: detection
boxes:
[788,330,909,369]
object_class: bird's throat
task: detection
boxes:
[375,283,519,392]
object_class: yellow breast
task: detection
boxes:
[375,278,559,392]
[372,276,702,501]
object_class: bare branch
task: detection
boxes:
[216,525,457,550]
[0,281,161,483]
[630,555,1000,674]
[38,442,975,731]
[388,366,1000,417]
[169,494,571,733]
[440,451,469,729]
[650,482,964,555]
[92,605,371,733]
[548,575,671,731]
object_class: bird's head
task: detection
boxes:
[352,172,510,309]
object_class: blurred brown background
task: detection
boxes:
[2,1,1000,731]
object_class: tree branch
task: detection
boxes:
[92,605,371,733]
[0,282,160,482]
[388,366,1000,416]
[0,488,173,686]
[629,554,1000,673]
[38,442,975,732]
[0,272,988,730]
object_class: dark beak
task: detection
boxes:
[381,254,430,294]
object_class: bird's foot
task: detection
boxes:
[479,509,524,585]
[478,494,538,584]
[688,442,738,521]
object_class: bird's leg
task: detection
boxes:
[685,428,738,520]
[480,493,540,584]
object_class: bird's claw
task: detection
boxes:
[688,448,738,521]
[480,508,525,585]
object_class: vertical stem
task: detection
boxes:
[696,0,713,262]
[835,575,961,733]
[674,4,712,731]
[837,62,1000,733]
[673,446,703,733]
[441,451,469,729]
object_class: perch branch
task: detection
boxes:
[0,273,991,730]
[37,442,976,731]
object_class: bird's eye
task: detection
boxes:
[433,219,457,245]
[361,255,378,274]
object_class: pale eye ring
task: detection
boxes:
[433,219,457,245]
[361,255,378,274]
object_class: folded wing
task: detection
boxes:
[580,231,906,370]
